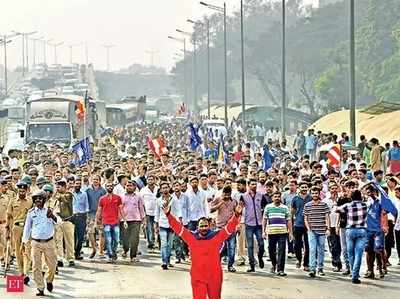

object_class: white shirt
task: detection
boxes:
[113,184,126,197]
[185,188,208,221]
[139,185,159,216]
[323,195,339,227]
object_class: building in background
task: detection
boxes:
[319,0,341,7]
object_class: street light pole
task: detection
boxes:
[223,2,228,128]
[240,0,246,128]
[200,1,228,127]
[207,19,211,119]
[102,44,115,72]
[44,38,53,65]
[168,36,188,110]
[176,29,197,112]
[31,36,44,67]
[281,0,287,138]
[48,41,63,65]
[1,33,19,97]
[349,0,356,144]
[188,18,211,118]
[85,41,89,65]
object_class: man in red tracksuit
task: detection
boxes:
[163,201,242,299]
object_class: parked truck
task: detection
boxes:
[24,95,96,146]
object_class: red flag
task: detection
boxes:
[147,136,168,158]
[75,100,86,123]
[327,144,341,167]
[177,102,186,116]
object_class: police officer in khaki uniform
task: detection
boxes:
[0,178,9,260]
[53,180,75,266]
[22,190,58,297]
[6,180,33,284]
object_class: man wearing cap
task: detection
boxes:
[22,190,59,296]
[27,168,40,192]
[54,180,75,266]
[6,180,33,284]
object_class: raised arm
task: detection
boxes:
[162,202,194,245]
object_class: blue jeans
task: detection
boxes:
[221,232,237,267]
[103,224,120,258]
[346,228,367,280]
[245,225,264,267]
[159,227,174,265]
[308,231,326,271]
[145,215,155,248]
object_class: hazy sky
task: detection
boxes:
[1,0,317,72]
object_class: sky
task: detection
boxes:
[0,0,317,72]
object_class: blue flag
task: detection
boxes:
[218,134,228,163]
[189,123,202,151]
[72,137,92,166]
[373,182,398,218]
[263,144,273,171]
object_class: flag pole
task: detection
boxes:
[83,90,88,142]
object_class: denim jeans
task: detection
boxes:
[308,231,326,271]
[346,228,366,280]
[221,232,237,267]
[245,225,264,267]
[159,227,174,265]
[173,233,185,260]
[103,224,120,259]
[145,215,155,249]
[73,214,87,258]
[339,228,350,269]
[268,234,287,272]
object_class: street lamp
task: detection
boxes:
[168,35,188,110]
[281,0,287,137]
[30,36,44,67]
[176,29,198,112]
[187,18,211,119]
[200,1,228,128]
[240,0,246,128]
[48,41,64,65]
[66,42,83,64]
[102,44,116,72]
[1,32,20,97]
[349,0,356,144]
[13,30,37,76]
[43,38,53,65]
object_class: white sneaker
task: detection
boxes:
[131,257,140,263]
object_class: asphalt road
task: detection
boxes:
[1,240,400,299]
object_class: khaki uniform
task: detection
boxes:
[23,207,57,292]
[0,193,9,258]
[7,196,33,274]
[53,192,75,262]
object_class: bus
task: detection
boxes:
[106,103,144,128]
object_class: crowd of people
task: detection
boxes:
[0,120,400,297]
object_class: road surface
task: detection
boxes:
[1,240,400,298]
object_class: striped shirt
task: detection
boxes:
[303,201,330,234]
[263,203,290,234]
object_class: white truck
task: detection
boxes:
[24,95,96,146]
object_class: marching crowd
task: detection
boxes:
[0,120,400,297]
